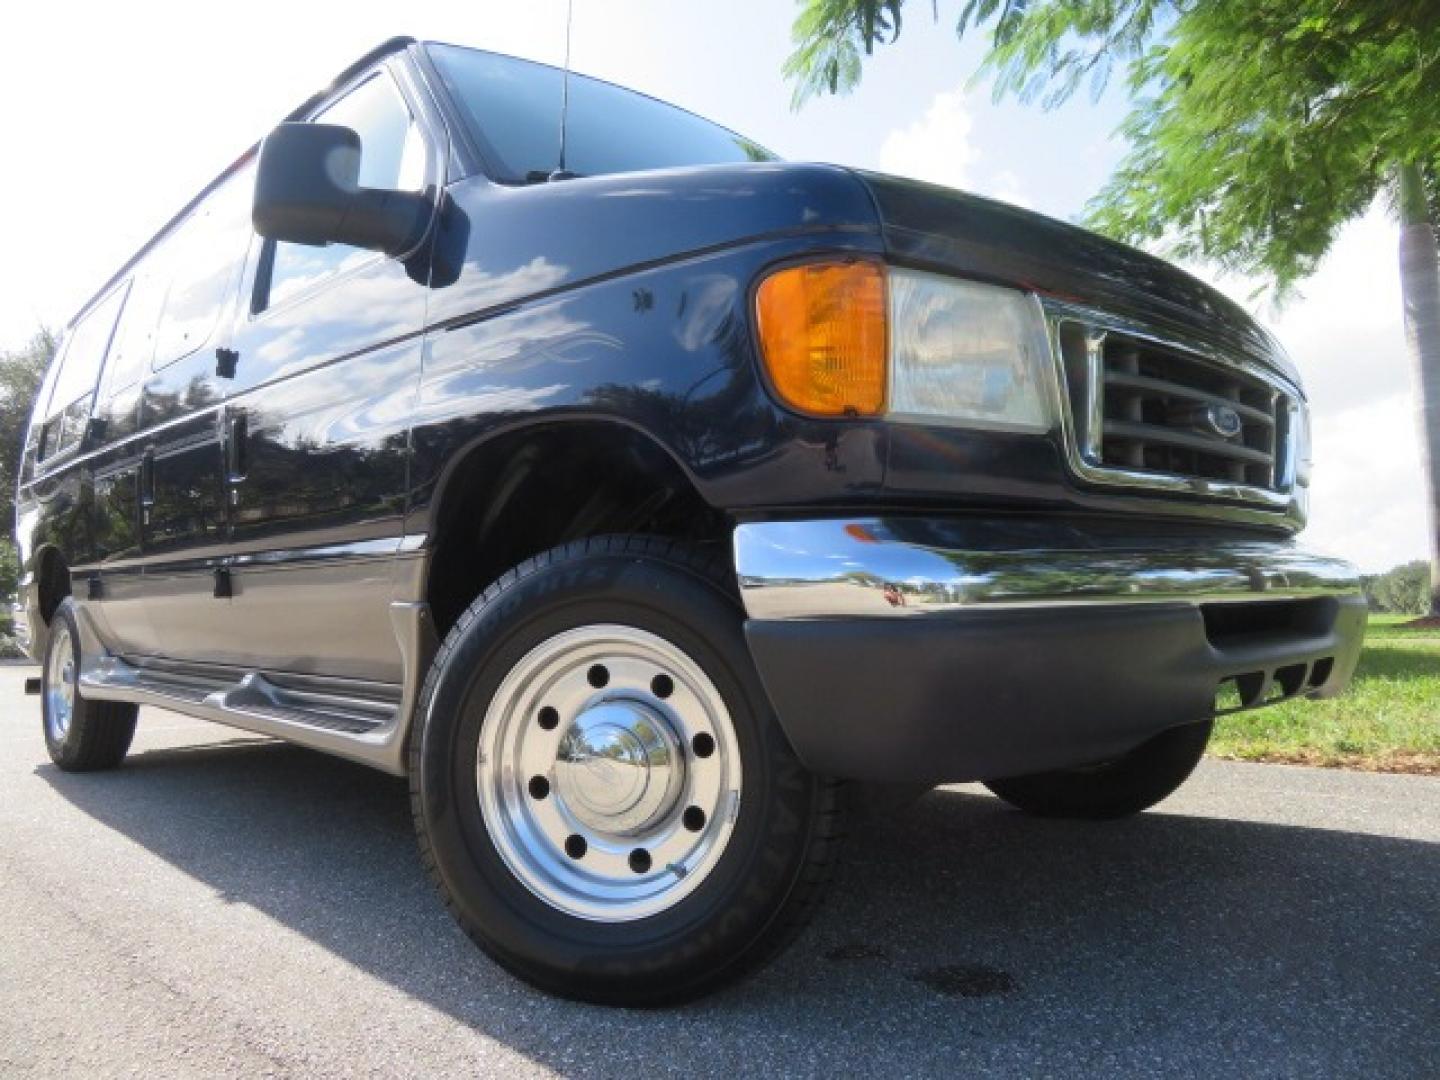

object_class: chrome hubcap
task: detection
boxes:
[476,624,741,922]
[45,624,76,743]
[555,700,685,835]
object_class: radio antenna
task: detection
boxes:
[551,0,576,181]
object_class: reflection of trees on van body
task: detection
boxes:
[91,471,139,563]
[141,373,220,427]
[232,412,409,533]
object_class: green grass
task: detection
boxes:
[1209,613,1440,773]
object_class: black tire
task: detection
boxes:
[983,720,1213,820]
[42,599,138,772]
[409,535,844,1005]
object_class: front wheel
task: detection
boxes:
[409,536,843,1005]
[983,720,1213,820]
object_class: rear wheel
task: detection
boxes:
[42,599,137,772]
[409,536,843,1005]
[983,720,1212,820]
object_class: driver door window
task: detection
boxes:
[260,73,426,312]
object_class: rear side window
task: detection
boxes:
[38,283,127,460]
[152,164,255,370]
[260,72,425,312]
[102,261,168,396]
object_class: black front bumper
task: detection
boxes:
[735,520,1367,784]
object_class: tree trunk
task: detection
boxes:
[1397,162,1440,618]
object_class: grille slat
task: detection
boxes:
[1103,371,1276,426]
[1058,319,1294,498]
[1103,420,1276,467]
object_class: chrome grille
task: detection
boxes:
[1056,319,1295,500]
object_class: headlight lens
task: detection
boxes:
[887,268,1054,432]
[753,261,1054,430]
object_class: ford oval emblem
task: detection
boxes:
[1204,404,1243,438]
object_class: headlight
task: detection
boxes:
[887,268,1053,431]
[753,260,1054,430]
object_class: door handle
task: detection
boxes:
[139,446,155,526]
[224,407,248,485]
[215,347,239,379]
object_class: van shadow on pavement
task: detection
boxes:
[40,738,1440,1076]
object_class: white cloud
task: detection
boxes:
[878,87,979,191]
[877,85,1037,209]
[1305,394,1428,572]
[1268,209,1409,412]
[988,169,1033,210]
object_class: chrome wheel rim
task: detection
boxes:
[45,623,76,743]
[477,624,742,922]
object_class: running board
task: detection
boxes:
[72,602,436,776]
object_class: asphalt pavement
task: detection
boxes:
[1,662,1436,1078]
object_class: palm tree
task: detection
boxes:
[1397,164,1440,622]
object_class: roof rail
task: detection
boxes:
[285,36,417,122]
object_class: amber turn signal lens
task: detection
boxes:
[754,261,887,417]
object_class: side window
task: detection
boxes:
[37,284,127,461]
[31,337,66,446]
[152,165,256,370]
[102,261,168,397]
[260,72,425,312]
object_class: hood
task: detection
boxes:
[852,170,1300,388]
[427,162,883,328]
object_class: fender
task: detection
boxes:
[403,233,891,543]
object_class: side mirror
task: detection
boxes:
[252,123,429,257]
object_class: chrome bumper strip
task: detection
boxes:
[734,519,1362,620]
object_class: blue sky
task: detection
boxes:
[0,0,1426,570]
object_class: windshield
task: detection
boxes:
[426,43,774,184]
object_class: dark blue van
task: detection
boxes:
[17,38,1365,1003]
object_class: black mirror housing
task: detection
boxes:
[253,123,429,257]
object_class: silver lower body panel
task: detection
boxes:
[71,600,437,776]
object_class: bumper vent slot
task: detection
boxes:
[1214,657,1333,715]
[1200,597,1336,648]
[1058,320,1295,498]
[1205,599,1341,716]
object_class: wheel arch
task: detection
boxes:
[35,544,70,623]
[17,543,72,666]
[419,417,733,637]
